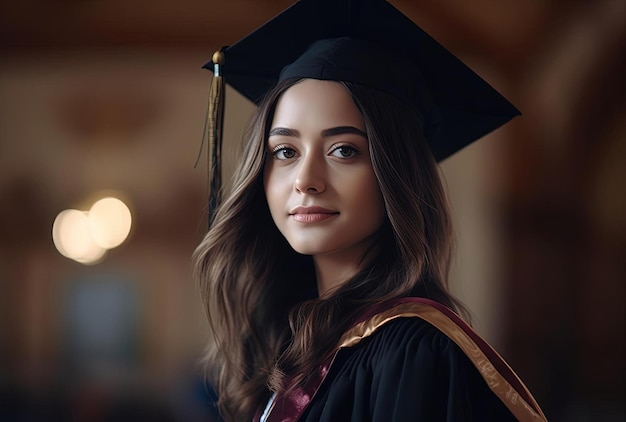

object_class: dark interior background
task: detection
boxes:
[1,1,624,421]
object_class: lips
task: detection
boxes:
[289,206,339,223]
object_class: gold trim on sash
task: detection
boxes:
[338,302,548,422]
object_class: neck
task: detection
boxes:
[313,248,367,297]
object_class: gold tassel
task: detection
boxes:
[207,50,225,227]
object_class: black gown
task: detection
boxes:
[260,298,546,422]
[299,317,516,421]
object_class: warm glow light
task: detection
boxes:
[88,197,132,249]
[52,209,107,264]
[52,194,132,264]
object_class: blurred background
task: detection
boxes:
[0,0,624,421]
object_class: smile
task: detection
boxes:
[289,206,339,223]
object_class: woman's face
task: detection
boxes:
[264,79,386,260]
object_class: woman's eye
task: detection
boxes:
[330,145,359,159]
[273,147,297,160]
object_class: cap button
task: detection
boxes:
[212,50,225,65]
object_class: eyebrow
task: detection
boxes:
[268,126,367,138]
[322,126,367,138]
[268,127,298,137]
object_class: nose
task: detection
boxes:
[294,151,326,194]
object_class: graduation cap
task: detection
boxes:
[202,0,520,223]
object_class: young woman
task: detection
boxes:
[193,2,547,421]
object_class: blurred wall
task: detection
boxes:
[1,1,624,421]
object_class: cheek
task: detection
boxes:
[350,173,386,224]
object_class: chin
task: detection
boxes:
[288,245,320,256]
[287,240,331,256]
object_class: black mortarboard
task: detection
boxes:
[201,0,520,224]
[204,0,520,161]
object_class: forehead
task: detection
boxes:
[271,79,365,130]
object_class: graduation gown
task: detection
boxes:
[259,298,547,422]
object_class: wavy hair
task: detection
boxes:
[193,78,465,421]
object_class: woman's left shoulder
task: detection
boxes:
[351,316,476,372]
[345,316,519,420]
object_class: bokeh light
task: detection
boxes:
[88,197,132,249]
[52,195,132,264]
[52,209,107,264]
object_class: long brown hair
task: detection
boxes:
[193,78,465,421]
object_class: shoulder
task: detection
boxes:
[302,300,545,421]
[337,298,471,368]
[336,298,498,385]
[307,317,517,421]
[344,316,468,374]
[362,315,454,350]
